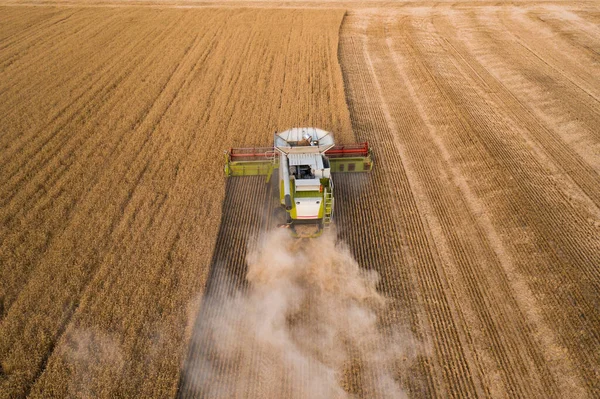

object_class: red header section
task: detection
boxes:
[325,142,370,158]
[228,147,275,160]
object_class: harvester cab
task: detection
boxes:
[224,127,373,238]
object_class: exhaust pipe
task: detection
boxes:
[281,153,293,210]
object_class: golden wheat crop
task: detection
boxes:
[0,6,352,397]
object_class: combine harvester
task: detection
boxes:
[225,127,373,237]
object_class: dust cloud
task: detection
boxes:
[59,329,124,398]
[183,230,414,398]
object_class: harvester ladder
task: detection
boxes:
[264,150,278,182]
[324,185,334,227]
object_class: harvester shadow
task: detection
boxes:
[177,175,278,397]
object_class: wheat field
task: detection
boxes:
[0,6,352,397]
[1,1,599,398]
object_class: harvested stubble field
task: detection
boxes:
[1,1,600,398]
